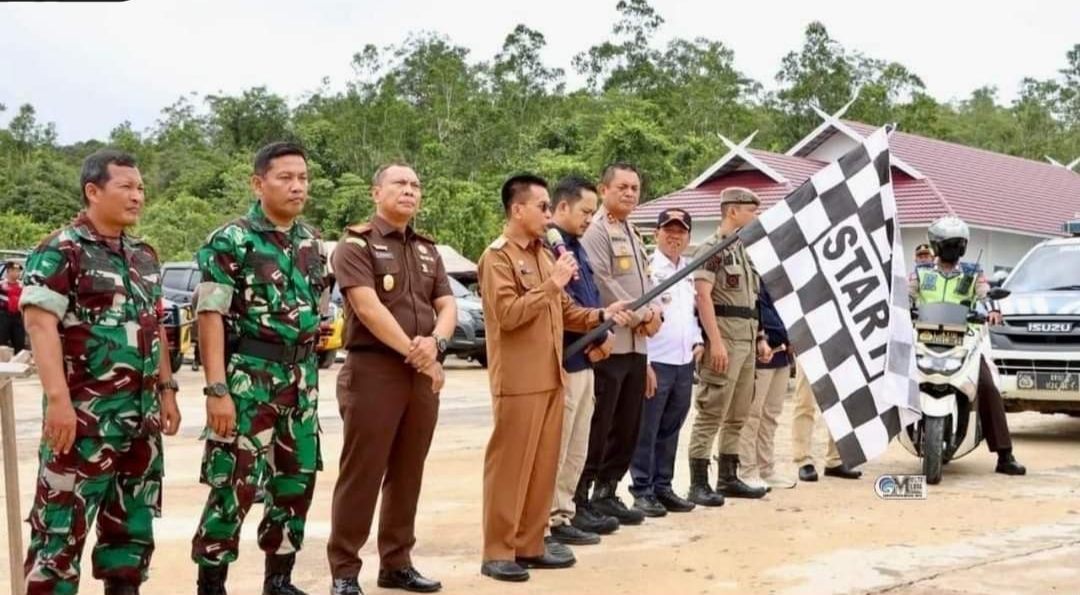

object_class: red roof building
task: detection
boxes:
[631,105,1080,274]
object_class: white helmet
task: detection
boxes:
[927,216,969,263]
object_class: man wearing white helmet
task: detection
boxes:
[909,216,1026,475]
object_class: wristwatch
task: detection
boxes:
[203,382,229,398]
[432,333,448,355]
[156,378,179,393]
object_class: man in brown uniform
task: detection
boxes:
[479,174,630,583]
[327,163,457,595]
[687,187,770,505]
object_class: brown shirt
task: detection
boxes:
[478,234,602,397]
[692,229,760,343]
[332,215,452,351]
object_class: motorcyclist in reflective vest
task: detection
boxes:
[909,216,1026,476]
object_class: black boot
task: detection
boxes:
[716,455,767,499]
[995,449,1027,475]
[104,580,140,595]
[571,480,619,534]
[686,458,724,507]
[263,554,308,595]
[591,481,644,526]
[197,565,228,595]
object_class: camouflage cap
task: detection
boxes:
[719,186,761,206]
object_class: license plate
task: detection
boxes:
[916,329,964,347]
[1016,371,1080,392]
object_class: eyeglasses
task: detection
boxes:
[533,201,551,213]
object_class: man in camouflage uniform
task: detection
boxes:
[191,142,327,595]
[21,149,181,595]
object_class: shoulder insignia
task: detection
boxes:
[344,237,367,248]
[489,236,508,251]
[345,223,372,236]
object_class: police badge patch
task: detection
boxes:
[726,274,741,289]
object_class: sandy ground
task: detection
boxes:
[1,357,1078,595]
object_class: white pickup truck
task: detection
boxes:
[990,224,1080,416]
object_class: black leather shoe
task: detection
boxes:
[572,502,619,535]
[516,543,576,570]
[824,464,862,479]
[104,581,139,595]
[798,464,819,482]
[481,560,529,582]
[377,567,441,593]
[551,523,601,545]
[591,481,645,525]
[995,454,1027,476]
[655,490,696,513]
[632,495,668,517]
[330,577,363,595]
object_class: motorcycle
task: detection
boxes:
[898,288,1010,484]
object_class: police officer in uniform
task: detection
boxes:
[910,216,1026,476]
[192,142,327,595]
[22,149,181,595]
[579,163,662,527]
[687,187,769,505]
[327,163,455,595]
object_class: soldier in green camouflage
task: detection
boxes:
[21,149,182,595]
[191,142,328,595]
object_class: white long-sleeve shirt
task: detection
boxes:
[647,250,703,366]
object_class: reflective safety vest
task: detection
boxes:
[915,263,979,305]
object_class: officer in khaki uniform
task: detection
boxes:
[687,187,770,505]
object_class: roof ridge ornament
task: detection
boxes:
[1046,156,1080,172]
[684,130,788,189]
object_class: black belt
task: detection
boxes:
[714,305,758,320]
[235,337,316,364]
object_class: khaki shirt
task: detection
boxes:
[692,230,760,343]
[478,234,602,396]
[581,206,653,355]
[332,215,452,351]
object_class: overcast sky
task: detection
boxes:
[2,0,1077,143]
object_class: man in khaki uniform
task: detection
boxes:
[478,174,630,583]
[791,364,861,481]
[687,187,770,505]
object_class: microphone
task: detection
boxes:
[546,227,580,281]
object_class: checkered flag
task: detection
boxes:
[739,126,921,467]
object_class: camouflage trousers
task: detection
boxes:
[24,434,163,595]
[191,397,321,566]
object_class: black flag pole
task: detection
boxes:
[564,231,742,360]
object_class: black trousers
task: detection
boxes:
[580,353,647,487]
[977,357,1013,453]
[0,311,25,353]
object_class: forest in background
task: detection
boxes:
[2,0,1078,261]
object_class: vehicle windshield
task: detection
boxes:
[448,276,473,298]
[1004,243,1080,292]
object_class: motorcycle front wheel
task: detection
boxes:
[922,416,945,485]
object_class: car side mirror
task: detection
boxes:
[987,287,1011,301]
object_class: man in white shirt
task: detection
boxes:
[629,209,703,516]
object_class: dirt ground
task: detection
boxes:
[2,357,1078,595]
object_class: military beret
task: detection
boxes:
[719,187,761,206]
